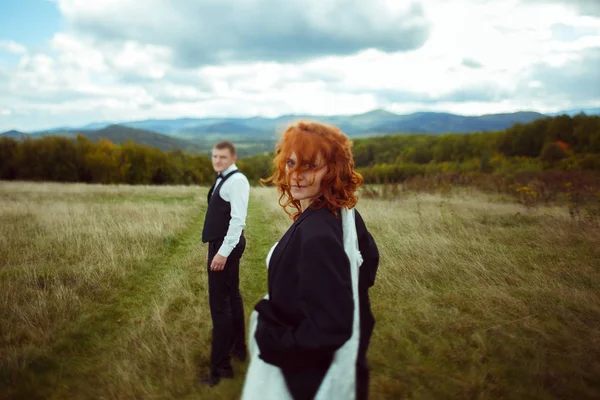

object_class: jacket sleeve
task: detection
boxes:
[254,231,354,369]
[355,209,379,288]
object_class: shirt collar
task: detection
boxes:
[220,163,238,178]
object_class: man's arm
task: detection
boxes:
[216,174,250,258]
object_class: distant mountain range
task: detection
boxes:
[72,109,550,137]
[2,125,205,154]
[546,108,600,117]
[1,130,26,140]
[3,108,599,154]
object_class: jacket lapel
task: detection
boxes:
[267,206,318,292]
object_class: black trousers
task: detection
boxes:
[356,356,370,400]
[207,235,247,376]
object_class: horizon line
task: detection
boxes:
[3,106,600,134]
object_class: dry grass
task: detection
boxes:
[0,181,204,399]
[355,191,600,399]
[1,182,599,399]
[237,187,600,399]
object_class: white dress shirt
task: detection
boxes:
[213,163,250,258]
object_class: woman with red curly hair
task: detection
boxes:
[242,121,379,400]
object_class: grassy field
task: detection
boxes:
[1,181,599,399]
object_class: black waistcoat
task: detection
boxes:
[201,169,242,243]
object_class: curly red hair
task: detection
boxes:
[261,121,363,220]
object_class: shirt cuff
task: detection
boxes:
[217,245,233,258]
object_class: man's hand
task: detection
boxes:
[210,254,227,271]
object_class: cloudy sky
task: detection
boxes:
[1,0,599,131]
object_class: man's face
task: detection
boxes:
[211,147,236,173]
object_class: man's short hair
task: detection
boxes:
[213,141,236,156]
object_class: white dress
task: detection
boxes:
[241,208,363,400]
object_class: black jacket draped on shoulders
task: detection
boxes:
[253,205,379,398]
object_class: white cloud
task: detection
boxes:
[522,0,600,16]
[56,0,430,66]
[0,0,599,131]
[110,41,171,79]
[0,40,27,54]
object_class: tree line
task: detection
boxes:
[0,135,215,185]
[246,113,600,183]
[1,114,599,186]
[350,113,600,166]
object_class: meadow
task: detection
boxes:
[1,181,599,399]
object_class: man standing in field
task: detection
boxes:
[200,141,250,387]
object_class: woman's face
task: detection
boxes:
[285,151,327,203]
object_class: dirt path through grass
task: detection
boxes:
[5,206,206,399]
[2,187,285,400]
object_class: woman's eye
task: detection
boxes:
[286,159,295,168]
